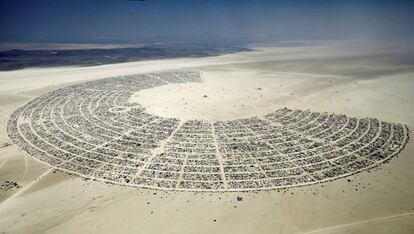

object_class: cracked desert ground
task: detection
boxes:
[0,43,413,234]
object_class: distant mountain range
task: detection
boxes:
[0,44,250,71]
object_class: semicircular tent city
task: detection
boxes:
[7,71,409,192]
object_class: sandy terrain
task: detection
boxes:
[0,42,413,233]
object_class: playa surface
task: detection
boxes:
[0,43,413,234]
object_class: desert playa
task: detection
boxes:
[0,43,413,233]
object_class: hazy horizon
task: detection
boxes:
[1,0,413,45]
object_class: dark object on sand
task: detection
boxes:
[1,180,20,191]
